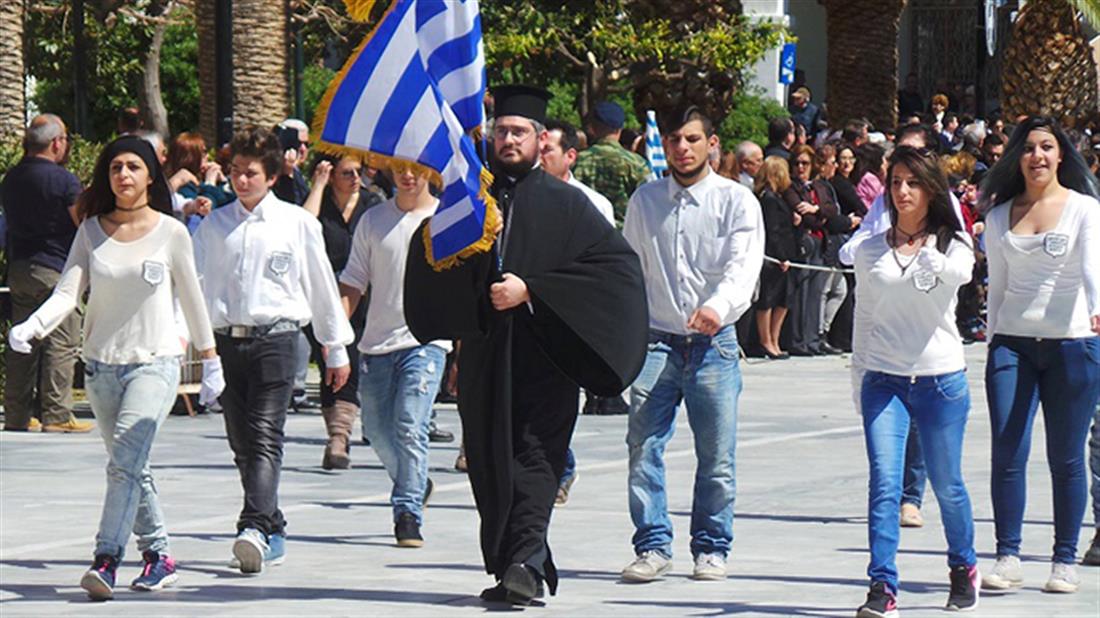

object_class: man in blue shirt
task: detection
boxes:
[2,114,93,433]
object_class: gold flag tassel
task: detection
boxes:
[342,0,378,22]
[422,167,498,271]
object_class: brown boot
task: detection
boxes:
[322,402,356,470]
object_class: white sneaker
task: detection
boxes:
[692,552,727,581]
[232,528,268,574]
[1042,562,1079,593]
[621,550,671,582]
[981,555,1023,590]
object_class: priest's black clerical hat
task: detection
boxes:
[490,85,552,124]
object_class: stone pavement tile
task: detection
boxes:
[1,347,1098,616]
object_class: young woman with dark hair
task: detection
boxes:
[7,136,223,600]
[853,143,888,210]
[853,146,979,617]
[302,153,383,469]
[978,116,1100,594]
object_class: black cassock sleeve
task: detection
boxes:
[403,220,495,343]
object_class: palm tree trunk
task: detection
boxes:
[822,0,908,130]
[232,0,289,129]
[1001,0,1099,127]
[0,0,26,140]
[195,0,218,145]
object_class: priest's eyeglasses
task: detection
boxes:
[493,125,535,142]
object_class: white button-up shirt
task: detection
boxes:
[192,191,354,366]
[623,169,764,335]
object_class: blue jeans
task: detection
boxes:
[359,344,446,524]
[1090,403,1100,528]
[84,356,181,559]
[986,335,1100,562]
[902,425,927,508]
[561,448,577,486]
[861,370,976,594]
[627,326,742,559]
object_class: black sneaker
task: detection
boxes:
[423,478,434,506]
[395,512,423,548]
[947,565,979,611]
[502,563,542,605]
[857,581,899,618]
[428,424,454,443]
[1082,529,1100,566]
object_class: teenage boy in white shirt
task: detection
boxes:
[192,126,354,574]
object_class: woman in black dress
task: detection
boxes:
[303,154,382,469]
[754,156,799,359]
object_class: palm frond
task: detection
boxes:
[1066,0,1100,30]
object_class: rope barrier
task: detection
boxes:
[764,255,854,275]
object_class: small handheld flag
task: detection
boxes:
[644,110,668,181]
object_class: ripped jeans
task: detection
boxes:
[359,344,446,524]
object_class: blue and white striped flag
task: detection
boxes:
[644,110,667,181]
[313,0,493,269]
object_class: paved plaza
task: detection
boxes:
[1,347,1098,617]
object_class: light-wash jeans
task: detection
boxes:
[861,369,976,594]
[83,356,180,559]
[359,344,446,524]
[627,326,742,559]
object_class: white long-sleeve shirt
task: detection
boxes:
[338,199,451,356]
[853,233,974,376]
[839,191,965,266]
[985,190,1100,339]
[30,213,215,364]
[192,191,354,365]
[623,169,764,334]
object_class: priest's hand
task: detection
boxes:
[687,307,722,336]
[490,273,530,311]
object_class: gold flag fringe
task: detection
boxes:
[421,167,498,272]
[342,0,378,22]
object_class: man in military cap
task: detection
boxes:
[573,100,652,227]
[404,85,648,605]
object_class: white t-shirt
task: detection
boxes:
[32,213,216,364]
[839,191,965,266]
[985,190,1100,339]
[339,199,451,355]
[853,232,974,376]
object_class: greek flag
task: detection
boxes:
[313,0,493,269]
[644,110,667,181]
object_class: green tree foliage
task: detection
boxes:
[25,2,199,140]
[481,0,787,124]
[718,90,789,150]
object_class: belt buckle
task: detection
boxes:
[230,325,249,338]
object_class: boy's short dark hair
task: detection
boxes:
[229,125,283,178]
[767,117,794,144]
[658,105,715,137]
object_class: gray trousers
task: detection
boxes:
[4,260,80,426]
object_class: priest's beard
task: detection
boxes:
[492,151,537,179]
[670,160,709,185]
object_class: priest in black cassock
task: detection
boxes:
[403,85,649,605]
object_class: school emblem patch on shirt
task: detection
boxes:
[912,268,939,293]
[269,251,292,275]
[142,260,165,286]
[1043,232,1069,258]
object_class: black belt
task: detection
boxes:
[213,320,299,339]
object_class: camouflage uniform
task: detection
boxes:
[572,138,651,226]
